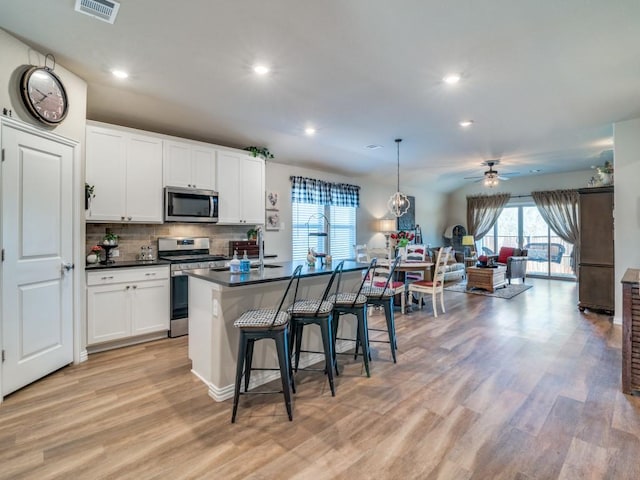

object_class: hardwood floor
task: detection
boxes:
[1,278,639,479]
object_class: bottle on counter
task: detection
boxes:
[240,250,251,273]
[229,250,241,273]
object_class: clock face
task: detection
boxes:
[20,66,69,126]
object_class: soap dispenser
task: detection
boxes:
[240,250,251,273]
[229,250,241,273]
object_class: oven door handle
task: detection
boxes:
[171,270,186,277]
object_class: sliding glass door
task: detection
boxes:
[479,204,576,280]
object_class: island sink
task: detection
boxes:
[209,264,282,272]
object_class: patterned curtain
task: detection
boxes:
[466,193,511,240]
[290,176,360,207]
[532,189,580,276]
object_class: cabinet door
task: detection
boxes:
[86,126,126,221]
[163,141,193,188]
[191,146,217,190]
[216,151,242,223]
[87,284,130,344]
[241,155,265,224]
[130,279,170,335]
[126,135,164,223]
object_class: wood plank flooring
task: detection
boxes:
[1,278,639,479]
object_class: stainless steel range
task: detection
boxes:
[158,237,227,337]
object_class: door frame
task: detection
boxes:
[0,117,83,404]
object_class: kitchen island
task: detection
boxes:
[187,261,368,401]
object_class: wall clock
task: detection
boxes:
[20,65,69,126]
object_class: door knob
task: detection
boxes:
[61,262,75,275]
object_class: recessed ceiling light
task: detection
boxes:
[111,69,128,79]
[305,127,316,135]
[459,120,474,127]
[443,73,461,84]
[253,65,270,75]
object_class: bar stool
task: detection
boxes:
[360,254,402,363]
[330,259,376,377]
[287,261,343,396]
[231,265,303,423]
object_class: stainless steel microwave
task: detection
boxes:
[164,187,219,223]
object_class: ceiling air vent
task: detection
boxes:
[74,0,120,24]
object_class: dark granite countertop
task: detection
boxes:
[187,260,368,287]
[84,259,170,271]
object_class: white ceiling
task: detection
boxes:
[1,1,638,192]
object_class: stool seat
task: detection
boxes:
[328,292,367,306]
[288,299,334,317]
[234,309,289,329]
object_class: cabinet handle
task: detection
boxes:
[188,184,192,187]
[126,285,130,290]
[132,285,137,289]
[101,276,114,280]
[193,184,196,188]
[145,272,156,276]
[128,216,132,221]
[121,216,125,220]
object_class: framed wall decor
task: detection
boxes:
[266,191,279,210]
[266,210,280,230]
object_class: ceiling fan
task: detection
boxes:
[464,160,518,187]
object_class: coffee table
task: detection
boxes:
[466,265,507,293]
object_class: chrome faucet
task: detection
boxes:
[256,225,264,270]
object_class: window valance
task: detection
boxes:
[290,176,360,207]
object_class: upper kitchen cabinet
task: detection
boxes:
[86,123,163,223]
[216,151,265,224]
[163,140,216,190]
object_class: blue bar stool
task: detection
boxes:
[231,265,303,423]
[287,261,343,396]
[330,259,376,377]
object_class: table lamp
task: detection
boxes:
[462,235,476,257]
[379,218,397,252]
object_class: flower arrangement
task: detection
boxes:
[90,245,103,254]
[390,231,415,247]
[597,160,614,175]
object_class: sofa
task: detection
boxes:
[429,247,466,283]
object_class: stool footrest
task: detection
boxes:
[240,390,285,395]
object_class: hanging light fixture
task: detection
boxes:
[388,138,410,217]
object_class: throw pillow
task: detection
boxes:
[498,246,516,264]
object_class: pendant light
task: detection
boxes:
[387,138,410,217]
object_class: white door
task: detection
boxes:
[1,123,74,396]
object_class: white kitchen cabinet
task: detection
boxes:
[164,140,216,190]
[216,151,265,224]
[86,266,169,346]
[86,123,163,223]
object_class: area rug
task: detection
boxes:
[444,282,532,299]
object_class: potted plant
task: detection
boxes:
[86,245,103,264]
[103,233,118,245]
[247,228,258,241]
[596,160,614,185]
[85,183,95,210]
[244,146,274,160]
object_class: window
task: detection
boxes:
[479,203,575,280]
[291,203,357,261]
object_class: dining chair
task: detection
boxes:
[405,244,427,281]
[231,265,303,423]
[408,246,452,318]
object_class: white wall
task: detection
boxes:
[445,169,594,233]
[264,162,448,259]
[613,117,640,323]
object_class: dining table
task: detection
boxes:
[377,259,434,313]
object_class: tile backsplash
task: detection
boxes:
[86,223,253,261]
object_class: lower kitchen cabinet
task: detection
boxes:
[87,266,169,347]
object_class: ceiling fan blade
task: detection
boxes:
[497,175,510,180]
[463,175,483,180]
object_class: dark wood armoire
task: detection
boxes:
[578,185,614,314]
